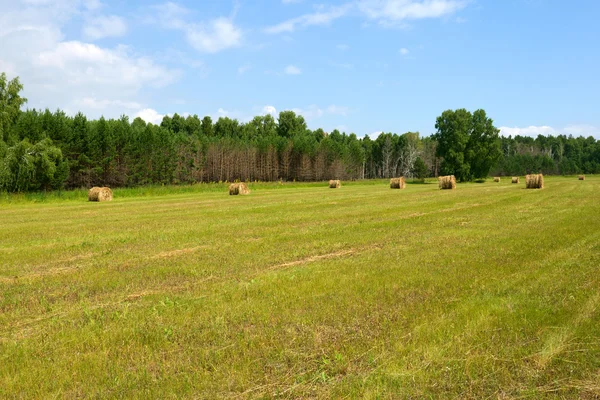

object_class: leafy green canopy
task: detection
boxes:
[433,109,501,181]
[0,73,67,192]
[0,72,27,144]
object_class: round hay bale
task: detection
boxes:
[525,174,544,189]
[390,177,406,189]
[88,187,101,201]
[438,175,456,190]
[578,175,585,181]
[329,180,341,189]
[511,177,520,184]
[229,182,250,195]
[88,187,113,202]
[493,177,501,183]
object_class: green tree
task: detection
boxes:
[0,138,67,191]
[277,111,307,138]
[0,139,34,191]
[0,73,28,144]
[171,113,184,134]
[31,139,69,190]
[434,109,500,181]
[184,115,201,137]
[466,109,501,179]
[412,157,428,182]
[433,109,472,181]
[214,117,241,138]
[201,116,214,137]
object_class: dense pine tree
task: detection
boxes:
[1,73,599,192]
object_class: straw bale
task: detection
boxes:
[525,174,544,189]
[390,177,406,189]
[438,175,457,190]
[229,182,250,195]
[88,187,113,202]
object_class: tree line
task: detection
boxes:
[1,73,599,192]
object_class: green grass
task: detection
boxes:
[1,176,599,398]
[0,179,393,204]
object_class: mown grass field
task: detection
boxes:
[1,177,599,398]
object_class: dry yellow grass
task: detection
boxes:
[526,174,544,189]
[87,187,113,202]
[229,182,250,195]
[329,180,341,189]
[438,175,456,190]
[390,177,406,189]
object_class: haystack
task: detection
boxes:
[390,177,406,189]
[493,177,501,183]
[329,180,341,189]
[579,175,585,181]
[512,177,520,184]
[229,182,250,195]
[525,174,544,189]
[88,186,113,202]
[438,175,456,190]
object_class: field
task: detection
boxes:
[1,177,599,398]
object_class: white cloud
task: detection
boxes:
[367,130,383,138]
[207,107,255,123]
[264,65,303,76]
[151,2,192,30]
[399,47,409,55]
[563,124,600,138]
[152,3,242,53]
[0,1,180,118]
[264,4,351,34]
[84,0,102,11]
[133,108,194,125]
[186,18,242,53]
[359,0,468,25]
[135,108,164,125]
[266,1,468,33]
[36,41,179,89]
[292,106,323,119]
[82,15,127,40]
[262,105,277,116]
[500,125,600,139]
[79,97,142,110]
[499,126,557,137]
[284,65,302,75]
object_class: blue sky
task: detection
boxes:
[1,0,599,138]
